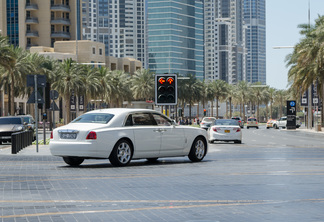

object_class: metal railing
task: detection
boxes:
[11,131,33,154]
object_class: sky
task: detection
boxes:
[266,0,324,90]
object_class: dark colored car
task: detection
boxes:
[0,116,27,144]
[20,115,36,139]
[231,117,244,128]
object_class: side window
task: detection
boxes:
[124,115,133,126]
[132,113,155,126]
[152,114,172,126]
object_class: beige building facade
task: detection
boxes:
[0,0,80,48]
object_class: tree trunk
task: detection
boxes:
[10,73,15,116]
[216,97,219,119]
[229,97,232,118]
[211,100,214,117]
[65,94,71,124]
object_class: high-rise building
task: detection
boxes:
[204,0,245,84]
[243,0,266,84]
[0,0,81,49]
[81,0,147,68]
[147,0,204,80]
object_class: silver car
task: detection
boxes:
[200,117,216,130]
[0,116,27,144]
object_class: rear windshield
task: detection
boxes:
[231,117,240,120]
[0,118,22,124]
[248,118,257,121]
[203,117,215,122]
[215,119,239,126]
[71,113,114,124]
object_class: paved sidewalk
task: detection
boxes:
[296,126,324,134]
[0,144,50,156]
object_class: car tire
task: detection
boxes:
[63,157,84,167]
[109,139,133,167]
[257,127,259,129]
[234,140,242,144]
[247,127,249,129]
[188,137,206,162]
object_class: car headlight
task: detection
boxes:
[13,126,23,131]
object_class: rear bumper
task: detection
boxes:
[50,141,111,158]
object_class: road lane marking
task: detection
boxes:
[1,199,324,219]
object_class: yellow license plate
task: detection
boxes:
[225,130,230,133]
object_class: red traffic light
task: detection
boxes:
[158,77,166,85]
[167,77,174,84]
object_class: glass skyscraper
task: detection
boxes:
[147,0,204,80]
[6,0,19,46]
[204,0,245,84]
[82,0,147,67]
[243,0,266,84]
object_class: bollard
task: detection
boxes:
[11,131,34,154]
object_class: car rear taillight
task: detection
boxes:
[212,127,217,132]
[256,122,258,124]
[236,128,241,132]
[238,120,241,123]
[50,131,53,139]
[86,131,97,140]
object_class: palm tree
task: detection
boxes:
[212,80,228,119]
[250,83,265,122]
[235,81,249,122]
[274,90,287,119]
[131,69,155,101]
[0,46,32,115]
[97,66,113,108]
[51,58,83,123]
[0,35,15,72]
[108,70,132,107]
[286,16,324,126]
[180,74,200,121]
[226,84,235,118]
[80,65,101,111]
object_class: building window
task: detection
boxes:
[92,47,96,54]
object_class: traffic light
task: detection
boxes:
[204,109,207,116]
[155,74,177,105]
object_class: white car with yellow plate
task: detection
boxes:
[207,119,242,144]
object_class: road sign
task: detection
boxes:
[50,90,59,100]
[50,101,60,111]
[287,100,296,130]
[155,74,177,105]
[27,75,46,87]
[27,90,44,104]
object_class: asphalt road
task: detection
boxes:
[0,126,324,221]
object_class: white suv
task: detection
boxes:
[274,116,301,129]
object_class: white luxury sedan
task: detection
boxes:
[207,119,242,144]
[50,108,208,167]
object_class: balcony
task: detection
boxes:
[51,32,71,39]
[26,31,39,37]
[51,18,71,25]
[50,5,71,12]
[25,17,39,24]
[26,44,39,49]
[25,4,38,10]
